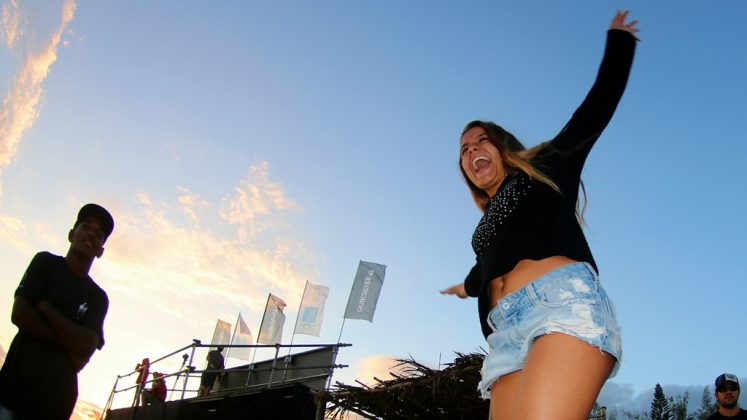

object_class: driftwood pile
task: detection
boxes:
[319,352,489,419]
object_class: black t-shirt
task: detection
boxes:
[463,30,637,338]
[0,252,109,420]
[207,350,225,370]
[708,409,747,419]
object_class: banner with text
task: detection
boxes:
[294,281,329,337]
[344,260,386,322]
[210,319,232,354]
[229,313,253,360]
[257,294,287,344]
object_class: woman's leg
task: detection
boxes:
[513,333,615,419]
[489,370,521,420]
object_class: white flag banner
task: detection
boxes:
[210,319,232,354]
[344,260,386,322]
[257,294,287,345]
[229,313,253,360]
[294,282,329,337]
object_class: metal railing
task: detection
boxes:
[101,340,350,418]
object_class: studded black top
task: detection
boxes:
[463,29,637,338]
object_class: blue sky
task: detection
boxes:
[1,0,746,414]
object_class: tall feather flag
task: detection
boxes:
[257,294,287,345]
[210,319,232,355]
[293,281,329,337]
[344,260,386,322]
[227,313,253,360]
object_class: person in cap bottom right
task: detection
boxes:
[709,373,747,419]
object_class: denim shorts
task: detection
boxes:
[478,262,622,399]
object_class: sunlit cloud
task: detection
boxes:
[353,355,405,385]
[99,161,317,326]
[0,213,28,252]
[176,186,209,225]
[70,400,102,420]
[1,0,23,49]
[62,28,73,48]
[219,161,301,242]
[598,381,637,409]
[0,0,76,193]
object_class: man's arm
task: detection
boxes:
[10,295,61,343]
[11,296,96,371]
[36,300,100,371]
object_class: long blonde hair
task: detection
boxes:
[459,120,586,220]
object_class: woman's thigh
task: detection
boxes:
[514,333,614,419]
[490,370,521,420]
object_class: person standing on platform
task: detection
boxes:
[199,346,225,396]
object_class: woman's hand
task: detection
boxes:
[440,283,468,299]
[610,10,640,40]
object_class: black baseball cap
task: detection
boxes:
[76,203,114,239]
[715,373,740,390]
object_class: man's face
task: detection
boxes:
[716,382,740,409]
[69,217,107,259]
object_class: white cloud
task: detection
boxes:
[70,399,102,420]
[0,213,30,253]
[598,381,637,409]
[99,162,316,324]
[219,162,301,242]
[352,355,405,385]
[0,0,76,193]
[176,186,210,226]
[1,0,23,49]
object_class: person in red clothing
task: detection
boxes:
[141,372,167,405]
[133,357,150,407]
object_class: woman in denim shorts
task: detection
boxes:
[441,11,639,420]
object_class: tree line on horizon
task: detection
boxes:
[605,383,719,420]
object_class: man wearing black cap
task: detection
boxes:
[0,204,114,420]
[709,373,747,419]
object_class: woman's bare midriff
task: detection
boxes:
[489,256,578,308]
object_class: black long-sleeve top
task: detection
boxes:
[464,29,637,338]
